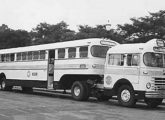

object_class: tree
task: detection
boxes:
[118,10,165,43]
[31,21,76,45]
[0,24,10,32]
[0,24,31,49]
[75,25,123,43]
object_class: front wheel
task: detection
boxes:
[145,98,163,108]
[71,81,89,101]
[117,85,136,107]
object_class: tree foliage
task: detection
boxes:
[0,10,165,49]
[0,25,31,49]
[31,21,76,45]
[76,25,123,43]
[118,10,165,43]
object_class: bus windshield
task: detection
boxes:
[143,52,165,68]
[91,45,109,58]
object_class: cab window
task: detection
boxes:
[127,54,139,66]
[108,54,124,66]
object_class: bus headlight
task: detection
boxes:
[146,82,151,89]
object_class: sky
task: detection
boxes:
[0,0,165,31]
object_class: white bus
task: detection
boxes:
[0,38,118,101]
[103,39,165,107]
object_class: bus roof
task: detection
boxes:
[107,39,164,54]
[0,38,119,54]
[107,43,145,54]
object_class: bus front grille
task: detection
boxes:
[154,78,165,90]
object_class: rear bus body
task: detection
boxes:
[0,38,118,92]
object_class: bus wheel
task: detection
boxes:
[71,81,89,101]
[145,98,163,108]
[22,87,33,93]
[117,85,136,107]
[0,77,12,91]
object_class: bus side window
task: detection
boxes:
[6,54,10,62]
[79,46,88,58]
[28,51,32,60]
[10,54,15,61]
[1,54,5,62]
[17,53,21,61]
[33,51,39,60]
[68,47,76,58]
[40,50,46,60]
[22,52,27,61]
[58,48,65,59]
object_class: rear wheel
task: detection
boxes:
[0,77,13,91]
[145,98,163,108]
[71,81,89,101]
[117,85,136,107]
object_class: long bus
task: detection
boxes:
[103,39,165,108]
[0,38,118,101]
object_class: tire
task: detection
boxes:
[22,87,33,93]
[117,85,136,107]
[145,98,163,108]
[71,81,89,101]
[0,77,13,91]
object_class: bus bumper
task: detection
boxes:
[145,91,165,98]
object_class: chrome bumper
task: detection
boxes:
[145,91,165,98]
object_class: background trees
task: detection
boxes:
[31,21,76,45]
[0,10,165,49]
[0,25,31,49]
[118,10,165,43]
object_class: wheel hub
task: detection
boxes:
[121,89,130,102]
[74,86,80,96]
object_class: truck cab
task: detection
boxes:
[103,39,165,108]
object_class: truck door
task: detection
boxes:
[47,50,55,89]
[125,54,140,84]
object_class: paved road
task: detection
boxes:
[0,89,165,120]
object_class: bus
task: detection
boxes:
[103,39,165,108]
[0,38,118,101]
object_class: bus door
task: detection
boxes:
[47,50,55,89]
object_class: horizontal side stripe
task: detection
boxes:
[0,64,104,70]
[0,65,47,70]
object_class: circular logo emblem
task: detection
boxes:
[105,76,112,85]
